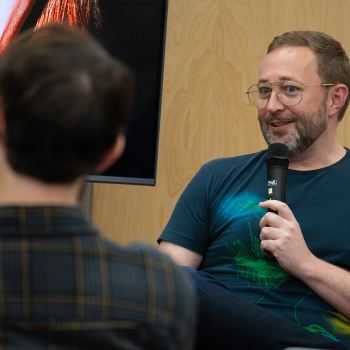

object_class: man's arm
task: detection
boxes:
[259,200,350,320]
[158,165,208,270]
[159,240,203,270]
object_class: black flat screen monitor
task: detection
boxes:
[4,0,168,185]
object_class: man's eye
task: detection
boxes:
[284,85,300,94]
[259,87,270,95]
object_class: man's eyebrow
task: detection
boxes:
[280,76,297,82]
[257,77,298,83]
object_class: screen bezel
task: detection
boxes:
[86,0,168,186]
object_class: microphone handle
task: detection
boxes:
[266,166,288,257]
[267,166,288,204]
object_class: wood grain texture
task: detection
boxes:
[93,0,350,245]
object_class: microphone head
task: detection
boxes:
[265,143,290,168]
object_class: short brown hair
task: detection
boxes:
[0,24,133,183]
[268,31,350,121]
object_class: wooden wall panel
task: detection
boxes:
[93,0,350,245]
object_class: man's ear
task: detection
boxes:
[328,84,348,118]
[93,134,126,174]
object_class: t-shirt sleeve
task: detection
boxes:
[158,165,209,256]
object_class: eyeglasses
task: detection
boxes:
[246,80,334,109]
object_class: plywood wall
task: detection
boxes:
[93,0,350,245]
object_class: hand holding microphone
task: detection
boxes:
[259,144,313,270]
[262,143,289,258]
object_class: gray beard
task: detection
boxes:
[259,98,328,158]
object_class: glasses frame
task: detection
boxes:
[246,80,335,110]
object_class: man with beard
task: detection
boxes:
[158,31,350,349]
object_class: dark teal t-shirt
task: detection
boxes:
[159,148,350,344]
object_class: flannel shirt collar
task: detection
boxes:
[0,206,99,237]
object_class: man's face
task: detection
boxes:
[258,46,329,157]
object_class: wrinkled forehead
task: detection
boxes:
[258,46,320,84]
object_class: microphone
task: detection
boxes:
[265,143,290,214]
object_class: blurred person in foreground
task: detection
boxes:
[159,30,350,349]
[0,24,197,349]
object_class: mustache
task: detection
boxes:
[263,114,298,124]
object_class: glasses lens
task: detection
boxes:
[275,81,302,106]
[248,84,270,109]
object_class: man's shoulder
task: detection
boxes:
[101,239,195,289]
[102,239,180,267]
[200,150,267,176]
[100,238,198,325]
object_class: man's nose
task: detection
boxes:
[266,88,285,114]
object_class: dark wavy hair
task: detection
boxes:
[0,24,133,183]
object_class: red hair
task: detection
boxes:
[0,0,102,56]
[36,0,102,30]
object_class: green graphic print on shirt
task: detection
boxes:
[217,193,289,290]
[215,193,349,342]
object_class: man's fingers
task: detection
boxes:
[259,211,282,229]
[260,226,280,241]
[260,246,271,257]
[259,200,296,222]
[260,227,280,258]
[260,238,275,256]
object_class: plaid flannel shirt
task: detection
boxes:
[0,206,197,350]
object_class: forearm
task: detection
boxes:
[259,201,350,319]
[298,256,350,320]
[159,240,203,270]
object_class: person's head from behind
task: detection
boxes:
[249,31,350,158]
[0,24,133,185]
